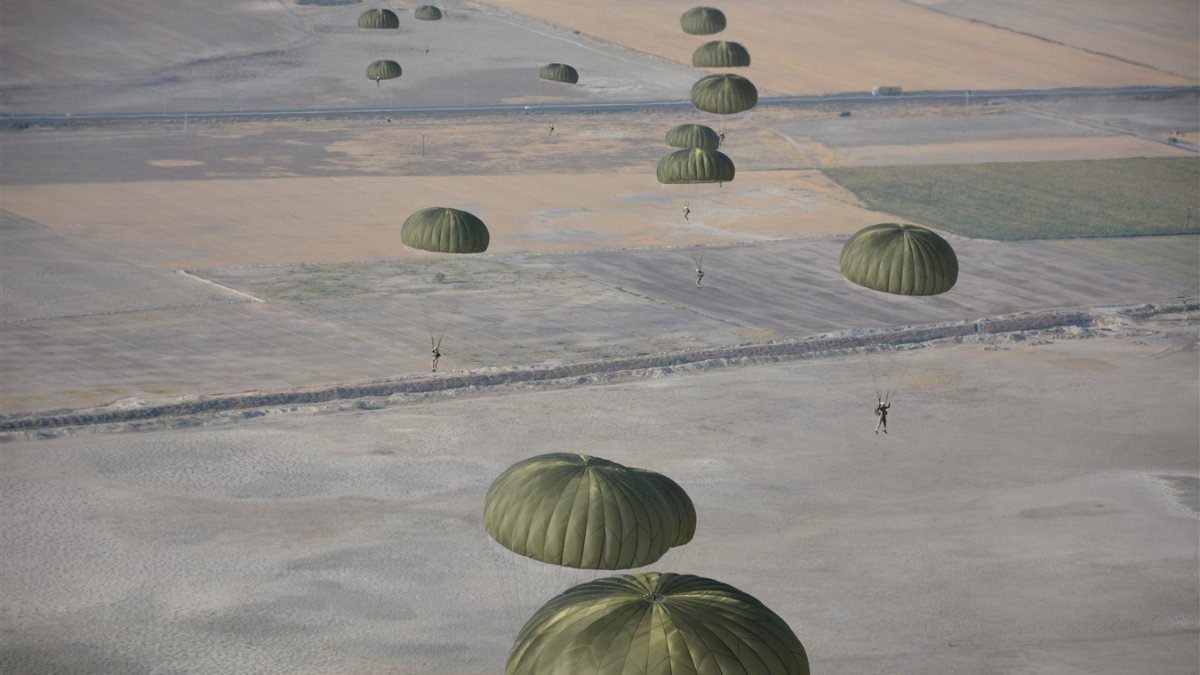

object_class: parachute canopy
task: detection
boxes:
[357,8,399,29]
[414,5,442,20]
[665,123,721,149]
[484,453,696,569]
[680,6,727,35]
[657,147,735,185]
[839,223,958,296]
[539,63,579,84]
[401,207,490,254]
[690,73,758,114]
[366,60,402,82]
[507,572,810,675]
[693,40,751,68]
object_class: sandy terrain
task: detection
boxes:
[482,0,1197,96]
[919,0,1200,79]
[2,323,1196,674]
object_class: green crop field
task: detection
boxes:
[824,157,1200,240]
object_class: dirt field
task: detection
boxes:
[481,0,1197,95]
[2,322,1196,674]
[1,3,1197,672]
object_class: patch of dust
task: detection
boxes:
[1046,357,1119,372]
[147,159,205,168]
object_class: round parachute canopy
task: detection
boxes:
[414,5,442,20]
[539,63,579,84]
[628,468,695,546]
[839,223,958,296]
[507,572,810,675]
[401,207,489,254]
[693,40,751,68]
[484,453,695,569]
[656,147,735,185]
[680,6,726,35]
[665,123,720,149]
[366,60,402,82]
[357,8,399,29]
[691,73,758,114]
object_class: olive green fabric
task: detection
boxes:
[629,469,695,546]
[414,5,442,20]
[484,454,695,569]
[507,572,810,675]
[539,63,579,84]
[692,40,751,68]
[656,148,735,185]
[665,123,720,149]
[357,8,399,29]
[366,60,402,82]
[839,223,958,295]
[690,74,758,115]
[401,207,489,253]
[680,6,726,35]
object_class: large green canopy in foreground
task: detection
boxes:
[680,6,726,35]
[690,73,758,115]
[839,223,958,295]
[539,63,579,84]
[414,5,442,20]
[657,148,735,185]
[366,60,402,83]
[484,454,696,569]
[692,40,751,68]
[507,572,810,675]
[401,207,489,253]
[357,8,399,29]
[665,123,721,149]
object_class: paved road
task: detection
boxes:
[2,86,1196,128]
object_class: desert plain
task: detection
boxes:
[1,1,1198,673]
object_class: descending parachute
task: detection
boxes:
[401,207,490,254]
[507,572,810,675]
[665,123,721,150]
[628,468,695,546]
[366,60,402,84]
[656,147,735,185]
[539,63,579,84]
[484,453,696,569]
[414,5,442,20]
[839,223,958,296]
[692,40,751,68]
[357,8,399,29]
[690,73,758,114]
[680,6,727,35]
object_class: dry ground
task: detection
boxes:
[482,0,1197,95]
[2,325,1196,674]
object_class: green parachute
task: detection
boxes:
[839,223,958,296]
[692,40,751,68]
[665,123,721,150]
[690,73,758,114]
[366,60,402,84]
[539,63,579,84]
[401,207,490,254]
[484,454,696,569]
[680,6,726,35]
[656,147,735,185]
[357,8,399,29]
[414,5,442,20]
[507,572,810,675]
